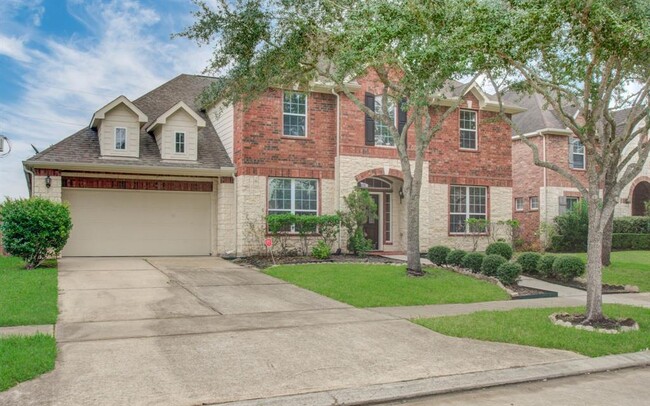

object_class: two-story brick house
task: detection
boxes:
[24,73,522,257]
[508,91,640,247]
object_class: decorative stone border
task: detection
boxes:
[549,312,640,334]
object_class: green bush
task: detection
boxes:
[549,200,588,252]
[348,229,373,257]
[613,217,650,234]
[461,252,485,273]
[485,242,513,260]
[0,198,72,269]
[446,249,467,267]
[428,246,451,265]
[311,240,331,259]
[516,252,542,274]
[612,233,650,250]
[552,256,586,281]
[496,262,522,285]
[537,254,558,278]
[481,254,507,277]
[339,188,377,256]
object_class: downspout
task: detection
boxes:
[542,133,548,226]
[331,88,342,251]
[24,167,35,197]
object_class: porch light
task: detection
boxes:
[399,186,404,203]
[45,175,52,188]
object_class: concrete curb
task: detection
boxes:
[210,351,650,406]
[0,324,54,337]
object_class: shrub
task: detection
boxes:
[461,252,485,273]
[496,262,522,285]
[348,229,373,257]
[612,233,650,250]
[550,200,588,252]
[311,240,331,259]
[613,217,650,234]
[428,246,451,265]
[339,188,377,256]
[516,252,542,274]
[481,254,507,277]
[485,242,513,260]
[537,254,558,278]
[552,256,586,281]
[0,198,72,269]
[446,249,467,267]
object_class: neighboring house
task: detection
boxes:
[508,91,640,247]
[24,73,522,257]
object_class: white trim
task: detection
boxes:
[175,131,186,154]
[24,161,234,177]
[267,177,319,216]
[511,128,573,140]
[90,95,148,128]
[384,192,392,244]
[529,196,539,211]
[282,91,308,137]
[459,109,478,150]
[114,127,127,150]
[449,185,488,234]
[515,197,524,212]
[369,192,383,251]
[145,101,206,133]
[570,137,586,170]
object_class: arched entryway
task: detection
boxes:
[357,176,403,251]
[632,181,650,216]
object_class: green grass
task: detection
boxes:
[414,304,650,357]
[265,263,509,307]
[0,334,57,391]
[573,251,650,292]
[0,256,58,327]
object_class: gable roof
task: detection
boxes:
[145,101,207,133]
[439,80,526,114]
[25,74,233,174]
[89,95,148,129]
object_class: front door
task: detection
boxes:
[363,193,381,250]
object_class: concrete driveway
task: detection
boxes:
[1,257,584,405]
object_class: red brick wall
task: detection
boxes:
[62,177,213,192]
[512,137,543,244]
[544,134,589,187]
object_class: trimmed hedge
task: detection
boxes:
[428,246,451,265]
[613,217,650,234]
[537,254,558,278]
[462,252,485,273]
[481,254,507,277]
[612,233,650,250]
[446,249,467,267]
[552,256,586,281]
[516,252,542,274]
[496,262,522,285]
[485,242,513,260]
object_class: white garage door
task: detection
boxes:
[62,188,212,256]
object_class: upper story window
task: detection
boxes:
[268,178,318,217]
[570,138,585,169]
[530,196,539,210]
[175,132,185,153]
[283,92,306,137]
[450,185,487,234]
[115,127,127,150]
[515,197,524,212]
[459,110,477,150]
[374,98,396,146]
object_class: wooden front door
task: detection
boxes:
[363,194,381,250]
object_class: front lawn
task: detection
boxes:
[414,304,650,357]
[0,256,58,326]
[574,251,650,292]
[0,334,57,391]
[265,264,509,307]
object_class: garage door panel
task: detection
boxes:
[62,189,211,256]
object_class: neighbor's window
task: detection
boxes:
[175,132,185,153]
[283,92,307,136]
[530,196,539,210]
[566,196,580,211]
[570,138,585,169]
[374,98,396,146]
[115,127,126,150]
[450,185,487,234]
[268,178,318,217]
[515,198,524,212]
[459,109,477,150]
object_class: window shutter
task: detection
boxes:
[365,93,375,146]
[398,98,407,147]
[568,138,574,168]
[558,196,567,214]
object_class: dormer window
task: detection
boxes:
[175,132,185,153]
[115,128,127,150]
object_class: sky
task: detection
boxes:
[0,0,216,198]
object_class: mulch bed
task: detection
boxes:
[523,273,634,294]
[508,284,558,299]
[232,254,405,270]
[555,313,637,330]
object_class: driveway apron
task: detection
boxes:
[0,257,585,406]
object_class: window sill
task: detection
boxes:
[448,233,490,237]
[570,167,586,171]
[515,209,524,212]
[282,135,308,140]
[459,148,479,153]
[529,208,539,212]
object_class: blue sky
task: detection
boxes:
[0,0,215,198]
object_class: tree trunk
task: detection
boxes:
[405,185,424,276]
[585,200,605,322]
[601,211,614,266]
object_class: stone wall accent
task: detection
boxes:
[216,180,237,255]
[32,175,62,203]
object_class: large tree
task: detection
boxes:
[179,0,477,275]
[467,0,649,321]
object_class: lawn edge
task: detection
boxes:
[210,351,650,406]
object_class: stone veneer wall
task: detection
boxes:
[32,175,62,203]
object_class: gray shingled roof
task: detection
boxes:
[25,74,233,170]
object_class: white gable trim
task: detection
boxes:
[90,95,148,129]
[145,101,206,133]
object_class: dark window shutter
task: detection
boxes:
[365,93,375,146]
[558,196,567,214]
[568,137,574,168]
[398,98,407,146]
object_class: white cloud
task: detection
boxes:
[0,34,32,62]
[0,0,213,198]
